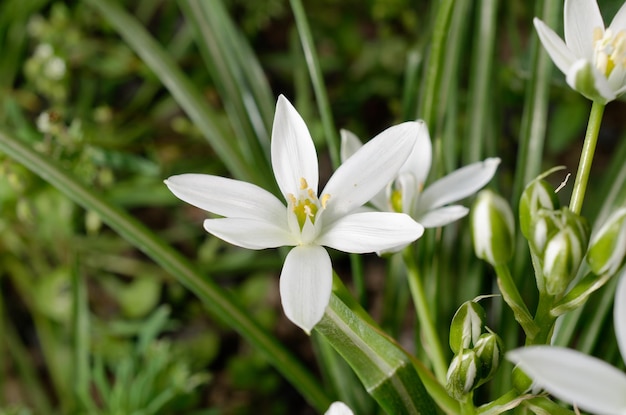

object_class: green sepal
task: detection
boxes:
[586,207,626,277]
[449,301,486,353]
[551,271,613,316]
[519,178,560,240]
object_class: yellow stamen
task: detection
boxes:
[320,194,331,209]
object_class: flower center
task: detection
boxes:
[391,189,403,213]
[593,27,626,77]
[287,178,330,230]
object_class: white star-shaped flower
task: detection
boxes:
[165,95,424,333]
[534,0,626,103]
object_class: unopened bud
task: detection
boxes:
[474,331,504,382]
[471,190,515,266]
[529,208,589,296]
[446,349,479,400]
[519,179,559,240]
[449,301,486,353]
[543,228,587,295]
[587,208,626,276]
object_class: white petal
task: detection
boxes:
[418,157,500,212]
[165,174,286,225]
[614,270,626,362]
[609,1,626,32]
[339,129,363,163]
[322,121,419,223]
[317,212,424,253]
[418,205,469,228]
[203,218,295,249]
[279,245,332,333]
[271,95,319,198]
[564,0,604,61]
[325,402,354,415]
[400,120,432,185]
[534,17,578,75]
[508,346,626,415]
[566,59,616,103]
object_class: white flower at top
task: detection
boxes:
[165,95,424,333]
[324,402,354,415]
[507,269,626,415]
[341,121,499,230]
[534,0,626,103]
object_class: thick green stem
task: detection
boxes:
[403,248,448,383]
[569,101,605,214]
[493,264,538,338]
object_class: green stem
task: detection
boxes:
[493,264,538,338]
[0,128,331,412]
[418,0,455,127]
[403,248,448,382]
[461,393,476,415]
[527,292,556,345]
[569,101,605,214]
[289,0,340,168]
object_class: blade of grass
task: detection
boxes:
[84,0,264,187]
[178,0,274,184]
[463,0,499,164]
[289,0,340,168]
[0,128,332,412]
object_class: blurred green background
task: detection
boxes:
[2,0,626,414]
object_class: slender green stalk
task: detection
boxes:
[418,0,455,128]
[289,0,340,168]
[0,129,331,412]
[403,248,448,383]
[464,0,499,164]
[493,264,538,338]
[569,101,605,214]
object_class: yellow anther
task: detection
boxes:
[320,194,331,209]
[307,188,316,199]
[300,177,308,189]
[287,194,297,205]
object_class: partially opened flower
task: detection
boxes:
[165,95,424,333]
[507,270,626,415]
[534,0,626,103]
[341,121,499,229]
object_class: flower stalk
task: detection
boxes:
[569,101,605,214]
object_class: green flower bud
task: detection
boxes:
[519,179,560,240]
[543,228,587,295]
[446,349,479,400]
[449,301,486,353]
[473,331,504,382]
[471,190,515,266]
[528,208,589,296]
[587,208,626,276]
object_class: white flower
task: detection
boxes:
[341,121,500,229]
[324,402,354,415]
[165,95,424,333]
[507,269,626,415]
[534,0,626,103]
